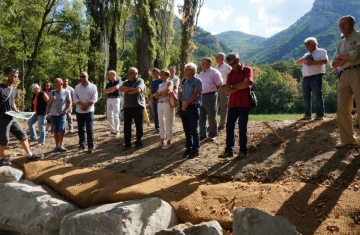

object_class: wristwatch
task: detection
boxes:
[230,84,234,89]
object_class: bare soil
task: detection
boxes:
[8,114,360,186]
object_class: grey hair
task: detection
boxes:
[185,62,197,73]
[168,67,176,72]
[108,70,117,76]
[226,52,240,63]
[305,37,318,45]
[30,83,40,91]
[340,15,355,24]
[217,52,226,58]
[202,57,212,64]
[80,72,89,77]
[129,67,138,74]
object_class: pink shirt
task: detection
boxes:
[198,67,223,94]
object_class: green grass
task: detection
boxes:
[217,114,336,122]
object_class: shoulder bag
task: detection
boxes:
[243,66,257,109]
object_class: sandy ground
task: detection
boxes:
[7,113,360,187]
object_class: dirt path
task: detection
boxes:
[8,114,360,186]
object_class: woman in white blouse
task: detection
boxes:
[155,70,174,149]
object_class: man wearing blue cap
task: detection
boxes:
[0,69,44,166]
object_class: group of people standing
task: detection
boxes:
[1,15,359,167]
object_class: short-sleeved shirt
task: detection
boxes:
[0,83,17,117]
[169,76,180,94]
[226,64,253,108]
[105,79,121,97]
[182,77,203,105]
[150,79,163,100]
[49,89,71,116]
[198,67,223,94]
[302,48,328,77]
[215,63,232,85]
[123,78,145,108]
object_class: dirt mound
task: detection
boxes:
[5,151,360,234]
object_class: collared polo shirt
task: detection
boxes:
[182,76,203,105]
[150,79,163,100]
[105,79,121,98]
[215,63,232,85]
[226,64,253,108]
[333,30,360,69]
[73,82,98,113]
[198,67,223,94]
[302,48,328,77]
[122,77,145,108]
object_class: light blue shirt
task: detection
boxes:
[49,90,71,116]
[182,76,203,105]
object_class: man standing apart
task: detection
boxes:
[198,57,223,141]
[62,78,74,133]
[181,62,203,159]
[0,69,43,166]
[104,70,121,136]
[296,37,328,120]
[215,53,232,132]
[120,67,146,151]
[73,72,98,153]
[149,68,163,134]
[332,15,360,148]
[219,52,253,159]
[47,78,72,152]
[169,67,180,96]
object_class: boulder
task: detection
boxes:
[0,166,23,183]
[60,197,180,235]
[155,221,224,235]
[233,207,301,235]
[0,180,78,235]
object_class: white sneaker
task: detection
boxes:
[163,144,172,150]
[335,142,357,148]
[157,142,165,148]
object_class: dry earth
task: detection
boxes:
[7,114,360,187]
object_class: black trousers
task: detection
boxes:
[124,108,144,147]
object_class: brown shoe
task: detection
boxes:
[300,115,311,120]
[314,116,324,120]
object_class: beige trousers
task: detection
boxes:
[337,67,360,143]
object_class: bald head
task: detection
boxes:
[54,78,63,91]
[80,71,89,84]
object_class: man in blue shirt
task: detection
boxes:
[149,68,163,134]
[104,70,121,137]
[181,62,203,159]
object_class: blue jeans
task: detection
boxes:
[124,108,144,147]
[181,105,200,153]
[119,97,123,122]
[151,99,159,130]
[225,107,250,155]
[27,114,46,144]
[50,115,66,133]
[302,75,325,117]
[76,112,94,148]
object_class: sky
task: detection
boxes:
[174,0,315,38]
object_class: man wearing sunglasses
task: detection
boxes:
[296,37,328,121]
[0,69,43,166]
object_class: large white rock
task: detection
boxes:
[233,207,301,235]
[0,180,78,235]
[155,221,224,235]
[0,166,23,183]
[60,197,180,235]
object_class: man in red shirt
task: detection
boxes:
[219,52,253,159]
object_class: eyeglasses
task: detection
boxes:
[304,42,312,46]
[184,69,192,71]
[80,76,86,78]
[45,85,50,87]
[228,60,237,66]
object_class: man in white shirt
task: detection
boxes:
[73,72,98,153]
[199,57,223,141]
[296,37,328,120]
[215,53,232,131]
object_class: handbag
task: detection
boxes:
[243,66,257,109]
[169,91,179,108]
